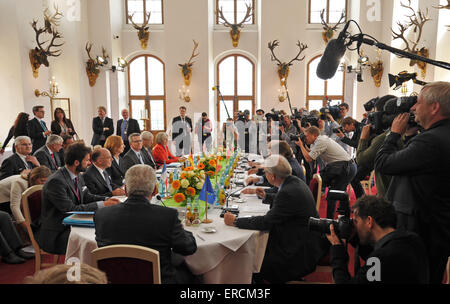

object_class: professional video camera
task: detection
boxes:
[265,108,283,122]
[308,191,353,239]
[289,132,307,144]
[300,115,319,128]
[363,97,379,112]
[319,104,341,121]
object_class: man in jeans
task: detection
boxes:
[296,126,357,218]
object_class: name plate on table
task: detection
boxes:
[63,212,94,227]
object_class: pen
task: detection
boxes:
[196,233,205,241]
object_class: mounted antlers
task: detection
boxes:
[128,12,151,49]
[29,6,64,78]
[433,0,450,9]
[391,0,431,77]
[320,9,346,44]
[217,3,253,47]
[178,40,200,86]
[85,42,109,87]
[268,40,308,86]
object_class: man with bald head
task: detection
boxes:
[116,108,141,155]
[83,148,126,197]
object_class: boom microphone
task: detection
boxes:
[316,21,350,80]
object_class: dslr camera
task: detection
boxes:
[332,126,344,134]
[265,108,284,122]
[363,97,379,112]
[308,190,353,239]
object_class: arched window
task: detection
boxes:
[309,0,347,24]
[126,0,163,24]
[216,54,255,126]
[216,0,255,24]
[128,54,166,131]
[306,54,345,111]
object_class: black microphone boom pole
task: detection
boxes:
[214,86,231,119]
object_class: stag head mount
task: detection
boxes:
[268,40,308,86]
[391,0,431,78]
[216,3,253,47]
[128,12,151,49]
[320,9,346,44]
[85,42,109,87]
[178,40,199,86]
[29,5,65,78]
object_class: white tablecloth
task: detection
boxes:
[65,189,270,284]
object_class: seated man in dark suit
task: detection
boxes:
[91,106,114,147]
[0,136,40,181]
[141,131,157,169]
[117,108,141,155]
[38,143,120,254]
[120,133,154,173]
[83,148,125,197]
[94,164,197,284]
[34,134,63,172]
[224,155,325,283]
[27,105,52,153]
[58,134,74,165]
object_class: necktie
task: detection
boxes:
[102,171,113,192]
[50,153,57,169]
[74,177,80,201]
[137,152,144,164]
[121,120,128,141]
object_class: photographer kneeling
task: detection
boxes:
[325,195,429,284]
[296,126,356,219]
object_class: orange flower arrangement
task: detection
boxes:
[183,166,194,171]
[186,187,196,197]
[197,163,205,170]
[207,170,215,177]
[208,159,216,167]
[174,193,186,203]
[180,172,187,179]
[218,156,223,161]
[172,180,181,190]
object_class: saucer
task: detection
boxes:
[202,226,217,233]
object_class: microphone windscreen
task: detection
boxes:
[316,39,347,80]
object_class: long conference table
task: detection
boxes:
[65,156,271,284]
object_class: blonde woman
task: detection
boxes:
[152,132,186,166]
[104,135,125,186]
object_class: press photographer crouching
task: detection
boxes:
[321,195,429,284]
[375,81,450,283]
[296,126,356,219]
[224,155,324,283]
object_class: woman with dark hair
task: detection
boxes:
[1,112,30,154]
[51,108,76,138]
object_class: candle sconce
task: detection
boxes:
[178,85,191,102]
[35,76,60,98]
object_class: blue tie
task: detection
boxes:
[103,171,113,192]
[121,120,128,141]
[40,120,47,132]
[137,152,144,164]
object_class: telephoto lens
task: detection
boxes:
[308,215,354,239]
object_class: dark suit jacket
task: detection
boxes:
[38,167,106,254]
[116,118,140,142]
[235,175,325,283]
[34,145,61,172]
[27,117,48,153]
[0,153,36,180]
[94,195,197,284]
[83,165,119,197]
[120,149,152,173]
[91,117,114,146]
[106,157,125,187]
[172,116,192,139]
[51,119,76,137]
[141,147,157,169]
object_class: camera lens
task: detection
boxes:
[308,217,335,234]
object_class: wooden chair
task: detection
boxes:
[447,257,450,284]
[92,244,161,284]
[360,170,375,195]
[309,173,323,212]
[21,185,62,274]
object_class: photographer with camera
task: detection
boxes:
[375,81,450,284]
[280,115,300,152]
[324,195,429,283]
[255,109,268,156]
[296,126,356,219]
[224,155,324,283]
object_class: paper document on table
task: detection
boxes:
[240,204,270,214]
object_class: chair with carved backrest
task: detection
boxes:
[91,244,161,284]
[360,170,375,195]
[21,185,62,274]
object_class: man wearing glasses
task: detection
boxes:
[0,136,40,181]
[120,133,153,173]
[27,105,52,153]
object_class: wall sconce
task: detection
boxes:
[277,85,287,102]
[35,76,59,98]
[178,85,190,102]
[110,57,128,72]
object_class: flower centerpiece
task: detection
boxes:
[170,166,205,206]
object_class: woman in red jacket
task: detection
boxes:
[152,132,186,166]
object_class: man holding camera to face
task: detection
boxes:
[325,195,429,284]
[375,81,450,284]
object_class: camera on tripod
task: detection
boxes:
[308,190,354,239]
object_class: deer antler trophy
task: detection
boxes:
[268,40,308,86]
[128,12,151,49]
[320,9,346,44]
[433,0,450,30]
[29,5,64,78]
[370,49,384,88]
[85,42,109,87]
[178,40,199,87]
[216,3,253,47]
[391,0,431,78]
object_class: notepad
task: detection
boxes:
[63,213,94,227]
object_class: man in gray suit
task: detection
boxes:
[34,134,63,172]
[120,133,154,173]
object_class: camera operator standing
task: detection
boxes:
[280,115,299,153]
[296,126,356,219]
[375,81,450,284]
[326,196,429,284]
